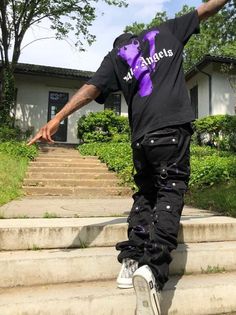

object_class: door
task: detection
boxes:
[48,91,69,142]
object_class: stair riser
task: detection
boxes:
[1,245,236,288]
[27,168,109,173]
[1,279,236,315]
[1,222,236,251]
[29,162,106,168]
[23,179,120,188]
[36,156,98,160]
[34,159,100,163]
[23,186,130,197]
[38,153,96,158]
[0,224,127,251]
[26,173,117,180]
[0,292,136,315]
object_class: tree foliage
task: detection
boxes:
[124,1,236,72]
[0,0,127,125]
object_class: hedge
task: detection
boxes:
[77,110,130,143]
[79,143,236,189]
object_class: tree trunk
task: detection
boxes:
[0,64,16,127]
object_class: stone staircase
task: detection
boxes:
[1,215,236,314]
[23,145,131,197]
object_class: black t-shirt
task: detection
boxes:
[87,10,200,143]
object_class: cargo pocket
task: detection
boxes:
[154,201,181,238]
[141,128,180,165]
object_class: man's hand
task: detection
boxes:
[27,117,61,146]
[197,0,229,21]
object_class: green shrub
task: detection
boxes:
[77,110,130,143]
[0,141,38,206]
[0,141,38,160]
[192,115,236,152]
[79,142,135,188]
[190,154,236,187]
[0,125,21,141]
[79,142,236,190]
[0,125,34,142]
[79,142,236,215]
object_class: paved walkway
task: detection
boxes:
[0,197,216,218]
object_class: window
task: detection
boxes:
[104,93,121,115]
[190,85,198,119]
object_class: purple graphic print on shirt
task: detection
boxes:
[118,40,152,97]
[143,30,159,72]
[118,30,159,97]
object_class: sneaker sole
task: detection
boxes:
[133,275,160,315]
[117,283,134,289]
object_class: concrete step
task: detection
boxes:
[1,216,236,251]
[39,146,78,152]
[37,151,94,156]
[1,242,236,288]
[35,157,99,162]
[23,179,120,188]
[27,167,110,173]
[23,186,131,197]
[1,273,236,315]
[25,172,117,180]
[29,161,106,168]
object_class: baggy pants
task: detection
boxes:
[116,124,193,290]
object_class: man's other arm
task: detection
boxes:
[197,0,229,21]
[27,84,101,145]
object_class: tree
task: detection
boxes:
[0,0,127,126]
[124,1,236,72]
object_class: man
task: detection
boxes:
[28,1,230,314]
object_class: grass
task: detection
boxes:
[201,265,226,274]
[186,180,236,217]
[78,239,88,249]
[0,152,28,206]
[0,211,5,219]
[31,244,41,251]
[43,212,59,219]
[13,215,29,219]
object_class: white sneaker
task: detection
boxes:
[117,258,139,289]
[133,265,161,315]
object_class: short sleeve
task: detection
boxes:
[164,10,200,45]
[87,53,120,104]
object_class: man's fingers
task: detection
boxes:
[42,127,48,142]
[27,132,43,146]
[46,128,55,143]
[27,118,60,146]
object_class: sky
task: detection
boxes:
[18,0,202,72]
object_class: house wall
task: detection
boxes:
[186,64,213,118]
[186,63,236,119]
[15,73,128,143]
[212,63,236,115]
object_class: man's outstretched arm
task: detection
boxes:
[27,84,101,145]
[197,0,229,21]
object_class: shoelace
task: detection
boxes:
[121,259,138,278]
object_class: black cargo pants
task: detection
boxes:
[116,124,193,290]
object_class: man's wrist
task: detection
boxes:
[54,114,64,123]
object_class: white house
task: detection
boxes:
[1,55,235,144]
[10,63,128,144]
[186,55,236,119]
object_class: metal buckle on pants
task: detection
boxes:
[160,162,168,180]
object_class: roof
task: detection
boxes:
[0,62,95,80]
[1,55,235,82]
[185,55,236,81]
